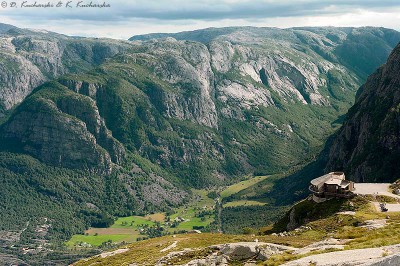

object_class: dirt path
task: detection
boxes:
[99,248,129,258]
[160,241,178,252]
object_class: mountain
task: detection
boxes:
[1,25,400,264]
[3,27,400,186]
[131,26,399,79]
[129,26,244,43]
[0,26,130,117]
[326,43,400,182]
[0,23,16,34]
[262,34,400,210]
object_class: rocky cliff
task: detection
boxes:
[326,43,400,182]
[0,26,129,116]
[2,26,400,186]
[0,82,125,174]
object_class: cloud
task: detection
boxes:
[1,0,400,39]
[2,0,400,22]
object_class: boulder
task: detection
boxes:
[366,254,400,266]
[219,242,260,260]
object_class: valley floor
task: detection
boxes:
[73,182,400,266]
[66,175,271,248]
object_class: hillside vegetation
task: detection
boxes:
[73,193,400,266]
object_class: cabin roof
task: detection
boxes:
[325,178,342,185]
[340,180,351,188]
[310,172,345,187]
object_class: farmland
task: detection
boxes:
[222,200,267,208]
[66,176,272,248]
[66,189,216,248]
[220,175,269,198]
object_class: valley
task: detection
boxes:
[1,23,400,265]
[73,183,400,266]
[66,175,270,249]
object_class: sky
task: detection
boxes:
[1,0,400,39]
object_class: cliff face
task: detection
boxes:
[132,38,218,128]
[1,26,400,185]
[326,44,400,182]
[0,27,129,115]
[0,82,125,174]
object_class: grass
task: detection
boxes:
[73,233,317,266]
[145,213,166,222]
[223,200,267,208]
[72,191,400,265]
[220,175,269,198]
[376,195,399,204]
[167,189,216,231]
[67,216,158,248]
[66,177,272,249]
[173,217,214,230]
[111,216,156,229]
[192,189,216,207]
[66,234,135,247]
[66,189,216,248]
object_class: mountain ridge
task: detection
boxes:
[326,42,400,182]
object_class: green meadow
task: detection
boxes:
[220,175,269,198]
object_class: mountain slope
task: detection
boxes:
[0,26,130,117]
[3,27,399,187]
[131,26,399,79]
[326,43,400,182]
[0,36,356,186]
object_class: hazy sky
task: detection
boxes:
[1,0,400,39]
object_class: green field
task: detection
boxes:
[168,189,215,231]
[66,216,159,248]
[66,234,134,247]
[66,175,279,248]
[223,200,267,208]
[67,180,274,248]
[173,217,214,230]
[111,216,156,229]
[66,189,216,248]
[220,175,269,198]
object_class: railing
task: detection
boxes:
[309,185,355,199]
[309,185,324,195]
[324,191,354,198]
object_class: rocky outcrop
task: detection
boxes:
[326,44,400,182]
[0,42,46,111]
[368,253,400,266]
[215,242,296,261]
[212,42,338,108]
[0,82,125,174]
[282,244,400,266]
[157,242,296,266]
[0,27,129,114]
[130,38,218,128]
[133,26,400,111]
